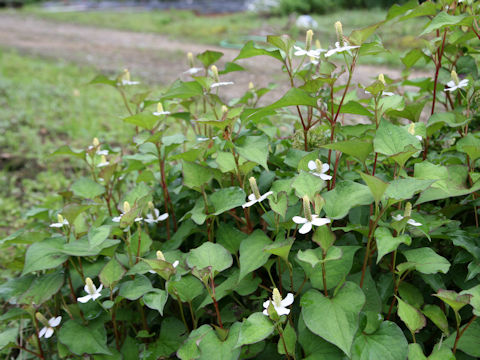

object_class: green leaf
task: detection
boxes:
[374,119,421,158]
[398,282,424,309]
[196,50,223,67]
[385,178,436,201]
[427,112,469,136]
[23,238,68,275]
[360,172,389,206]
[292,171,325,200]
[378,95,405,115]
[99,258,125,288]
[216,223,247,255]
[321,140,373,164]
[269,192,288,219]
[89,74,117,87]
[277,322,296,355]
[351,321,408,360]
[298,313,344,359]
[313,225,336,253]
[297,246,342,268]
[149,317,187,358]
[182,161,213,190]
[59,320,111,356]
[408,343,427,360]
[239,230,272,281]
[88,226,112,247]
[444,318,480,357]
[401,248,451,275]
[323,181,373,219]
[162,80,203,99]
[349,21,384,46]
[457,134,480,162]
[334,101,372,116]
[235,135,269,170]
[234,41,283,62]
[396,297,426,334]
[236,312,274,347]
[267,34,294,53]
[461,284,480,317]
[215,152,236,173]
[401,50,424,69]
[119,275,153,300]
[209,187,246,215]
[187,242,233,274]
[71,177,105,199]
[177,325,211,360]
[0,326,19,350]
[301,282,366,357]
[197,323,242,360]
[123,113,159,130]
[421,12,471,35]
[375,227,411,264]
[167,275,204,303]
[143,290,168,315]
[433,289,471,313]
[18,271,63,305]
[422,304,449,335]
[219,62,245,75]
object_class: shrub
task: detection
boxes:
[1,1,480,359]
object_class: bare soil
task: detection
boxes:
[0,13,424,103]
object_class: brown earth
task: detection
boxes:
[0,13,428,103]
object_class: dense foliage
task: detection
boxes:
[271,0,409,15]
[1,0,480,359]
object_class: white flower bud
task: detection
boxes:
[85,277,96,295]
[378,73,386,86]
[272,288,282,307]
[157,102,164,114]
[92,137,100,147]
[249,177,261,199]
[335,21,343,45]
[187,52,194,68]
[211,65,219,83]
[123,201,131,213]
[303,195,313,222]
[156,250,166,261]
[404,202,412,218]
[306,29,313,51]
[57,214,64,224]
[451,70,459,85]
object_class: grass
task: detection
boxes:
[0,50,147,237]
[14,6,426,66]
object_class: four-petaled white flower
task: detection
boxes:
[39,316,62,339]
[445,79,468,92]
[293,45,325,58]
[325,41,360,57]
[184,67,203,75]
[97,155,110,168]
[293,214,331,234]
[144,209,169,224]
[119,79,140,86]
[211,81,234,89]
[78,277,103,303]
[153,103,170,116]
[112,201,143,223]
[243,177,273,208]
[308,160,332,180]
[365,90,394,97]
[50,214,69,228]
[263,288,294,316]
[96,149,109,156]
[392,214,422,227]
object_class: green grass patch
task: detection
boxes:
[0,50,142,236]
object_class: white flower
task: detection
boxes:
[415,135,423,141]
[308,160,332,180]
[153,102,170,116]
[149,251,179,273]
[96,149,109,156]
[77,278,103,303]
[293,45,325,58]
[50,214,69,228]
[444,79,468,92]
[184,67,203,75]
[211,81,234,89]
[293,214,331,234]
[144,209,169,224]
[97,155,110,167]
[197,136,219,142]
[392,214,422,227]
[119,79,140,86]
[263,288,294,316]
[325,41,360,57]
[112,201,143,223]
[38,316,61,339]
[242,191,274,208]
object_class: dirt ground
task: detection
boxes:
[0,13,425,102]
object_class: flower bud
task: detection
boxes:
[100,155,107,164]
[378,73,386,86]
[85,277,95,295]
[221,105,228,115]
[148,201,154,210]
[248,81,254,90]
[92,137,100,147]
[315,39,322,50]
[249,177,261,199]
[451,70,459,85]
[35,312,49,327]
[306,29,313,51]
[187,52,194,68]
[156,250,166,261]
[315,159,323,171]
[335,21,343,45]
[157,102,164,114]
[211,65,219,83]
[408,123,415,136]
[404,202,412,218]
[303,195,313,222]
[314,194,325,215]
[57,214,64,224]
[123,201,131,213]
[272,288,282,307]
[123,68,131,82]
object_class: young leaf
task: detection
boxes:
[396,297,426,334]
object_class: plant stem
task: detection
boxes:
[277,324,292,360]
[176,295,190,332]
[32,314,45,360]
[453,315,477,354]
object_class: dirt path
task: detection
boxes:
[0,13,416,101]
